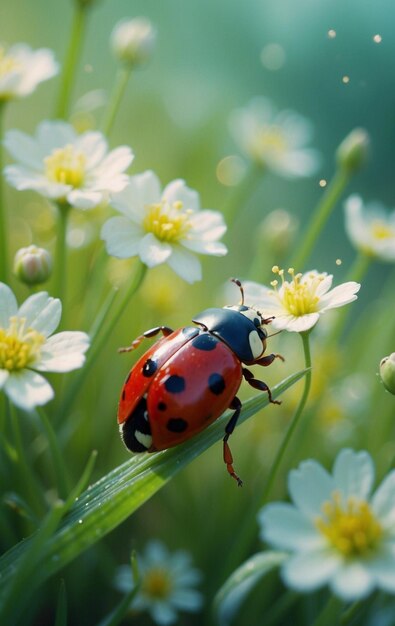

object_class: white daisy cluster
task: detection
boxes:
[259,449,395,601]
[115,541,203,625]
[0,283,89,410]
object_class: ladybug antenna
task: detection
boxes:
[267,329,283,338]
[231,278,244,306]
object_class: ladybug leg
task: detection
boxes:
[223,396,243,487]
[255,353,285,367]
[242,367,281,405]
[119,326,174,353]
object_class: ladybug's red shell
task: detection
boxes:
[118,326,243,453]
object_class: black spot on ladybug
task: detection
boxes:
[142,358,158,377]
[121,397,152,452]
[164,374,186,393]
[122,389,126,401]
[208,373,226,395]
[192,333,217,351]
[253,317,261,327]
[167,418,188,432]
[157,401,167,411]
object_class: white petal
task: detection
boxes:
[0,370,9,388]
[319,282,360,312]
[166,246,202,283]
[243,282,281,311]
[332,449,375,501]
[36,120,77,152]
[111,170,161,220]
[93,146,134,178]
[150,601,177,625]
[183,238,227,256]
[0,282,18,327]
[67,189,104,210]
[3,129,46,169]
[271,313,320,333]
[289,459,335,518]
[4,164,71,198]
[73,131,108,168]
[315,273,333,296]
[162,179,200,212]
[282,549,341,592]
[271,148,320,178]
[330,561,374,601]
[16,48,58,96]
[4,370,54,410]
[138,233,172,267]
[171,589,203,610]
[18,292,61,337]
[258,503,324,551]
[371,471,395,528]
[35,331,90,372]
[368,547,395,593]
[188,210,226,236]
[101,216,143,258]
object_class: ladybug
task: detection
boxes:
[117,279,284,486]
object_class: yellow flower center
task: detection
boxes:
[44,144,87,187]
[316,492,383,557]
[142,200,192,243]
[142,567,172,600]
[0,46,21,79]
[270,266,324,316]
[370,219,395,240]
[0,317,45,371]
[253,126,288,159]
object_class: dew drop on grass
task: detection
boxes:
[328,29,336,39]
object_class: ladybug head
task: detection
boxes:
[192,279,273,364]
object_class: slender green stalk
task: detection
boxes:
[312,595,343,626]
[35,406,71,499]
[55,3,88,119]
[290,168,351,271]
[326,252,370,346]
[261,331,312,504]
[0,101,7,283]
[9,402,46,517]
[100,67,132,137]
[54,203,71,304]
[224,163,263,229]
[59,261,147,421]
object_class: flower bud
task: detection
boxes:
[111,17,156,68]
[336,128,370,173]
[14,245,52,285]
[379,353,395,395]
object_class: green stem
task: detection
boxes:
[261,331,312,503]
[290,168,351,271]
[224,162,263,229]
[35,407,71,500]
[0,102,7,283]
[326,252,370,346]
[54,203,71,304]
[100,67,132,137]
[59,261,147,421]
[312,595,343,626]
[9,402,46,517]
[55,4,87,119]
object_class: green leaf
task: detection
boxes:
[214,550,287,626]
[54,580,68,626]
[0,369,306,602]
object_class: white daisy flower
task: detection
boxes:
[345,194,395,262]
[101,170,227,283]
[230,97,320,179]
[3,121,134,210]
[0,43,58,101]
[243,266,360,333]
[115,540,203,625]
[259,449,395,601]
[0,283,89,411]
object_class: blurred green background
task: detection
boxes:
[1,0,394,624]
